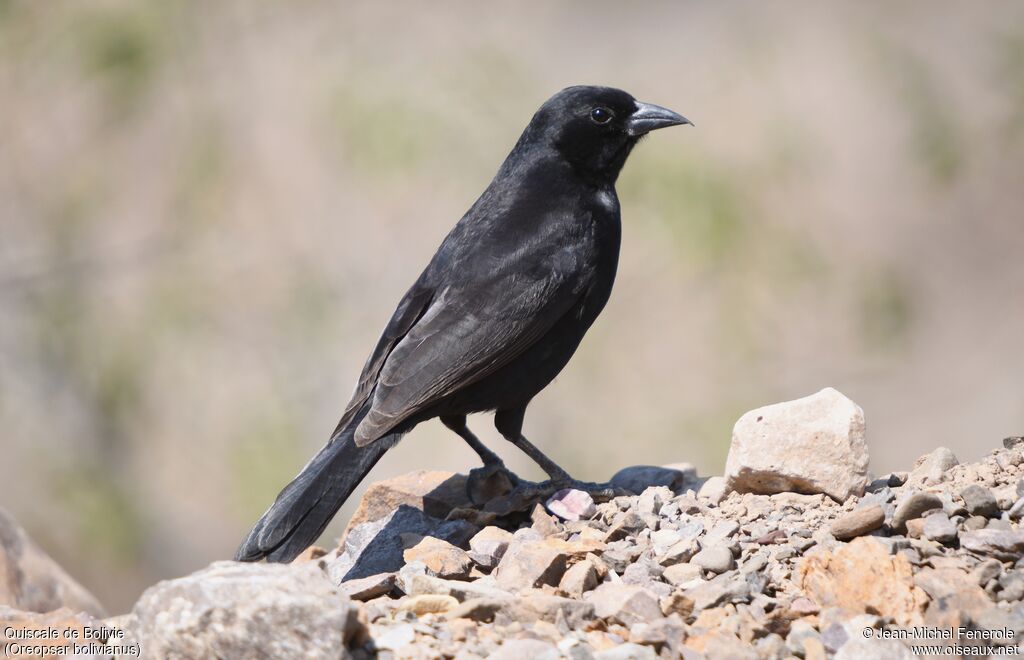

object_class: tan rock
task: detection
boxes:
[342,470,471,538]
[558,558,599,597]
[795,537,927,626]
[403,537,472,579]
[493,537,604,591]
[830,505,885,540]
[0,508,106,617]
[725,388,869,502]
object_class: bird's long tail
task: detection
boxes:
[234,402,394,563]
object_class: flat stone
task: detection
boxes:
[891,492,943,533]
[831,505,885,540]
[961,529,1024,561]
[610,465,690,494]
[403,536,472,579]
[922,513,957,544]
[587,583,662,627]
[447,597,512,622]
[502,592,595,629]
[337,572,395,601]
[401,572,513,601]
[690,545,735,574]
[724,388,869,502]
[960,484,1000,518]
[545,489,596,521]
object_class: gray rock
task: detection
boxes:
[964,515,988,531]
[960,485,999,518]
[329,505,474,582]
[1009,497,1024,521]
[610,465,691,495]
[128,561,366,659]
[690,545,735,574]
[724,387,869,502]
[891,492,943,533]
[922,513,958,544]
[998,571,1024,602]
[831,505,885,540]
[961,529,1024,561]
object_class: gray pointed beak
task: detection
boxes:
[627,101,692,136]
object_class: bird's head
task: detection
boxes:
[528,85,690,181]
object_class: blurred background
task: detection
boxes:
[2,0,1022,613]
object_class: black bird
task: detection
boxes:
[236,86,689,563]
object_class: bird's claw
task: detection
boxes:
[481,476,629,516]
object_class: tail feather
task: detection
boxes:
[234,404,394,563]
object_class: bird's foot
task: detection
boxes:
[481,476,629,516]
[466,461,520,506]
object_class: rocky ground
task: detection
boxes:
[3,388,1024,659]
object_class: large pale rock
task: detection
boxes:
[725,388,869,502]
[796,537,927,626]
[0,508,106,617]
[128,561,366,659]
[342,470,471,538]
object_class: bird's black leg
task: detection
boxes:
[489,407,626,514]
[441,415,519,504]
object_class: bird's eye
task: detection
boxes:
[590,107,613,125]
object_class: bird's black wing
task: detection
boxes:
[332,281,434,437]
[353,242,589,446]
